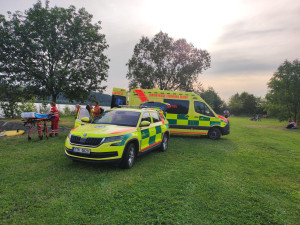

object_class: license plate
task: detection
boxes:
[73,147,90,154]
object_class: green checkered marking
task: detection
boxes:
[188,120,199,126]
[168,119,177,125]
[177,114,188,120]
[155,126,162,134]
[210,121,221,126]
[149,136,156,145]
[120,133,133,146]
[199,116,210,121]
[166,114,212,125]
[141,129,150,139]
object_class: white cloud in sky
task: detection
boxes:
[1,0,299,99]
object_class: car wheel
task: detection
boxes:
[159,134,169,152]
[120,143,136,169]
[208,127,221,140]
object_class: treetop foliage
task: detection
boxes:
[228,92,264,116]
[126,31,211,91]
[266,59,300,121]
[0,0,109,102]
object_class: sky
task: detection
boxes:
[1,0,300,101]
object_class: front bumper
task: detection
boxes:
[221,123,230,135]
[65,137,124,162]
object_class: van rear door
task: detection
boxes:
[111,88,128,108]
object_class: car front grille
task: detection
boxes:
[70,135,104,147]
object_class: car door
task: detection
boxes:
[163,99,190,130]
[140,111,152,151]
[149,111,163,145]
[193,101,215,133]
[74,108,91,128]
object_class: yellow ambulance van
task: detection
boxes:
[111,88,230,140]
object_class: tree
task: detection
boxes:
[0,1,109,102]
[228,92,263,116]
[266,59,300,121]
[194,84,226,114]
[126,31,210,91]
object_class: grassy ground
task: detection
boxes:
[0,117,299,224]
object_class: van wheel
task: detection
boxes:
[120,143,136,169]
[208,127,221,140]
[159,134,169,152]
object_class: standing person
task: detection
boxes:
[93,101,103,119]
[86,104,91,114]
[75,104,80,119]
[89,103,94,120]
[49,102,59,137]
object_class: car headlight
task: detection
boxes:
[102,135,124,143]
[68,132,72,140]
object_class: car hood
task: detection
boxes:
[71,124,137,137]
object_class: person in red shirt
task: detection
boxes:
[75,104,80,119]
[49,102,59,137]
[93,101,103,119]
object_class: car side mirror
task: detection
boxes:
[81,117,90,123]
[140,121,150,127]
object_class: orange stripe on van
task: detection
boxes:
[170,131,207,135]
[134,90,148,102]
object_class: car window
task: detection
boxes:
[93,111,140,127]
[150,111,160,123]
[163,99,189,114]
[141,112,151,123]
[194,101,214,117]
[78,108,90,119]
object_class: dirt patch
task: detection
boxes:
[0,120,70,133]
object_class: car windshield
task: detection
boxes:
[93,110,141,127]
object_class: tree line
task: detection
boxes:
[1,1,299,122]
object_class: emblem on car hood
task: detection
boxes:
[83,133,87,137]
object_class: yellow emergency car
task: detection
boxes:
[65,107,170,169]
[111,88,230,140]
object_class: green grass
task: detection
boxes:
[0,117,299,224]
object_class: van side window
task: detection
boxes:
[163,99,189,114]
[194,101,214,117]
[141,112,151,123]
[150,111,160,123]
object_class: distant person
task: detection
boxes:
[286,120,297,129]
[86,104,91,114]
[224,109,230,118]
[75,104,80,119]
[49,102,59,137]
[93,101,103,119]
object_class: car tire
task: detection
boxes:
[159,134,169,152]
[208,127,221,140]
[120,143,136,169]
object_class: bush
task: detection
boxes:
[0,102,20,119]
[63,105,73,117]
[39,102,50,114]
[18,99,37,116]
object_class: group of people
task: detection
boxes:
[48,101,104,138]
[286,120,297,129]
[75,101,104,120]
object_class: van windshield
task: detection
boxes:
[93,111,141,127]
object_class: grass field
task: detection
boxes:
[0,117,299,224]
